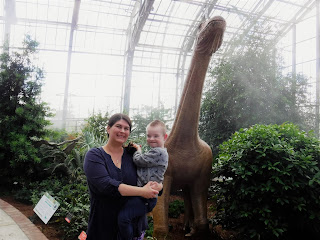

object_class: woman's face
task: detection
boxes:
[107,119,130,144]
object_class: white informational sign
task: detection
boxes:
[33,192,60,224]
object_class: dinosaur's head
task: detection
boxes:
[195,16,226,56]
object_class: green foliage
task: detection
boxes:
[145,200,184,237]
[199,26,310,155]
[168,199,185,218]
[53,177,90,240]
[130,105,172,140]
[45,128,70,142]
[80,130,107,151]
[36,137,83,180]
[81,111,109,140]
[28,177,68,205]
[145,216,154,237]
[130,105,173,151]
[0,36,51,178]
[212,123,320,239]
[28,176,89,240]
[13,186,33,204]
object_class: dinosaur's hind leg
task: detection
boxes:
[182,187,194,235]
[186,182,210,238]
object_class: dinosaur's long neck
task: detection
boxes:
[169,52,211,143]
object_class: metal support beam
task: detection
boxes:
[292,20,296,104]
[225,0,275,55]
[274,0,315,44]
[62,0,81,129]
[175,0,218,113]
[123,0,155,113]
[316,0,320,137]
[4,0,16,47]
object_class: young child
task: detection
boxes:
[118,120,169,240]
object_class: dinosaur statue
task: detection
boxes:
[152,16,226,239]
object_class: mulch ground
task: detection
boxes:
[1,195,235,240]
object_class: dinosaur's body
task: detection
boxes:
[152,16,226,239]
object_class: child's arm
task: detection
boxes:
[133,148,166,167]
[131,143,142,152]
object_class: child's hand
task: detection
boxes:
[142,182,159,199]
[132,143,142,152]
[150,181,163,191]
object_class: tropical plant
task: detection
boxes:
[212,123,320,239]
[81,111,109,140]
[0,36,51,181]
[199,26,310,155]
[34,137,82,179]
[168,199,185,218]
[54,177,90,240]
[130,105,173,151]
[28,176,90,240]
[80,130,107,151]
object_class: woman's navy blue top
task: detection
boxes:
[83,147,146,240]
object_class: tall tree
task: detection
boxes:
[130,104,173,140]
[0,36,51,178]
[199,28,310,154]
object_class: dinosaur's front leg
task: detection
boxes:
[152,174,172,239]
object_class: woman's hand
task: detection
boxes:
[141,181,159,199]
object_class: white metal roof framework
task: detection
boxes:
[1,0,319,132]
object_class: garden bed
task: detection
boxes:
[1,195,235,240]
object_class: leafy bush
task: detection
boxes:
[29,176,89,240]
[199,25,310,155]
[212,123,320,239]
[53,177,90,239]
[81,111,109,140]
[80,130,107,151]
[168,199,184,218]
[145,216,154,237]
[145,200,184,237]
[34,137,83,179]
[45,128,70,142]
[0,36,51,179]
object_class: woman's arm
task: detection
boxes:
[118,181,159,199]
[84,149,122,198]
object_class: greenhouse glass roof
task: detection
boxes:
[1,0,318,129]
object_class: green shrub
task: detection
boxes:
[169,199,184,218]
[45,128,70,142]
[53,177,90,240]
[212,123,320,240]
[27,176,89,240]
[145,216,154,237]
[0,36,52,180]
[81,111,109,140]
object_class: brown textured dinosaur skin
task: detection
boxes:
[152,16,226,239]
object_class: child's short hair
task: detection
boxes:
[147,120,167,136]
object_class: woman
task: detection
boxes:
[83,113,160,239]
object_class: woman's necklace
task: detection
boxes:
[113,156,121,166]
[104,145,122,167]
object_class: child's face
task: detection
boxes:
[146,125,167,148]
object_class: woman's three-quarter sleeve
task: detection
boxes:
[84,148,122,198]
